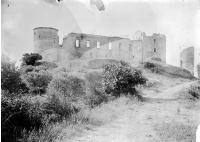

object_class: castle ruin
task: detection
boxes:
[33,27,166,63]
[180,46,195,75]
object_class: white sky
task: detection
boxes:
[1,0,200,74]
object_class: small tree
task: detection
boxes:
[21,53,42,66]
[1,54,27,94]
[102,62,147,97]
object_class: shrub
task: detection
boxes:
[1,54,27,94]
[21,53,42,66]
[47,73,86,101]
[21,65,35,73]
[39,61,58,69]
[144,62,156,69]
[22,70,52,94]
[188,86,200,100]
[1,94,45,142]
[33,65,47,72]
[85,71,108,107]
[41,93,77,121]
[102,62,147,97]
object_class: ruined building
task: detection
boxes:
[197,64,200,78]
[180,47,195,75]
[33,27,166,63]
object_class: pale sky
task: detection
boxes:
[1,0,200,75]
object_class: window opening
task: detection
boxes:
[87,40,90,48]
[76,39,80,47]
[109,42,112,50]
[97,41,100,48]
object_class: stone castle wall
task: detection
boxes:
[180,47,194,75]
[142,33,166,62]
[33,27,166,63]
[62,33,122,58]
[33,27,59,54]
[197,64,200,78]
[80,38,143,62]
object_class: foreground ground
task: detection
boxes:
[67,69,200,142]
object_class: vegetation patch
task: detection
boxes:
[144,61,196,79]
[1,53,148,142]
[102,62,147,98]
[154,121,196,142]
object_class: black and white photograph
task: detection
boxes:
[1,0,200,141]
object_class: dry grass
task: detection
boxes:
[154,121,196,142]
[59,96,134,141]
[22,96,135,142]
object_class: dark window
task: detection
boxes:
[39,35,40,39]
[54,38,56,43]
[154,48,156,52]
[154,39,156,43]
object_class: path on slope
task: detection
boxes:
[69,80,199,142]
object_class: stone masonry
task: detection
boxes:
[33,27,166,63]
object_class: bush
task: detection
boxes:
[85,71,108,107]
[33,65,47,72]
[1,54,27,94]
[22,70,52,94]
[21,53,42,66]
[1,94,45,142]
[21,65,35,73]
[188,86,200,100]
[41,93,78,121]
[102,62,147,97]
[47,73,86,101]
[39,61,58,69]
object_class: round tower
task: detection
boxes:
[33,27,59,54]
